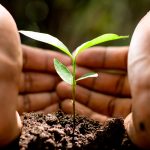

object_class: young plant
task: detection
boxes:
[19,31,128,133]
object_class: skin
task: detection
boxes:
[0,4,22,146]
[18,45,70,114]
[0,5,70,146]
[57,46,131,122]
[127,11,150,149]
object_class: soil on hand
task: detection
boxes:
[3,111,140,150]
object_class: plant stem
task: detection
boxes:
[72,58,76,135]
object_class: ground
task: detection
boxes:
[3,111,140,150]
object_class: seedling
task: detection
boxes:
[19,31,128,134]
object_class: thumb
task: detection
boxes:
[0,4,22,146]
[128,11,150,150]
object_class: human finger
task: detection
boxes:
[17,92,59,114]
[68,66,130,97]
[57,82,131,118]
[76,46,128,70]
[22,44,71,72]
[61,99,108,123]
[19,72,60,93]
[40,103,60,114]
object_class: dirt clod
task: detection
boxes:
[3,111,140,150]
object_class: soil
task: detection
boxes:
[2,111,140,150]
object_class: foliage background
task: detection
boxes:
[1,0,150,51]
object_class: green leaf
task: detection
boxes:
[19,30,72,58]
[54,58,73,85]
[73,33,128,58]
[76,72,98,82]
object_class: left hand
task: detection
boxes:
[17,45,71,114]
[56,46,131,123]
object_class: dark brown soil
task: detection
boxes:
[3,111,140,150]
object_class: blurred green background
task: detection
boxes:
[1,0,150,51]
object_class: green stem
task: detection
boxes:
[72,58,76,135]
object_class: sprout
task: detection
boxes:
[19,30,128,135]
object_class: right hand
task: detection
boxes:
[126,11,150,149]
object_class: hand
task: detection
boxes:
[125,11,150,149]
[0,4,70,147]
[0,4,22,146]
[57,46,131,122]
[17,45,71,114]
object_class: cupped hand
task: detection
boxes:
[17,45,71,114]
[0,4,22,147]
[57,46,132,123]
[126,11,150,149]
